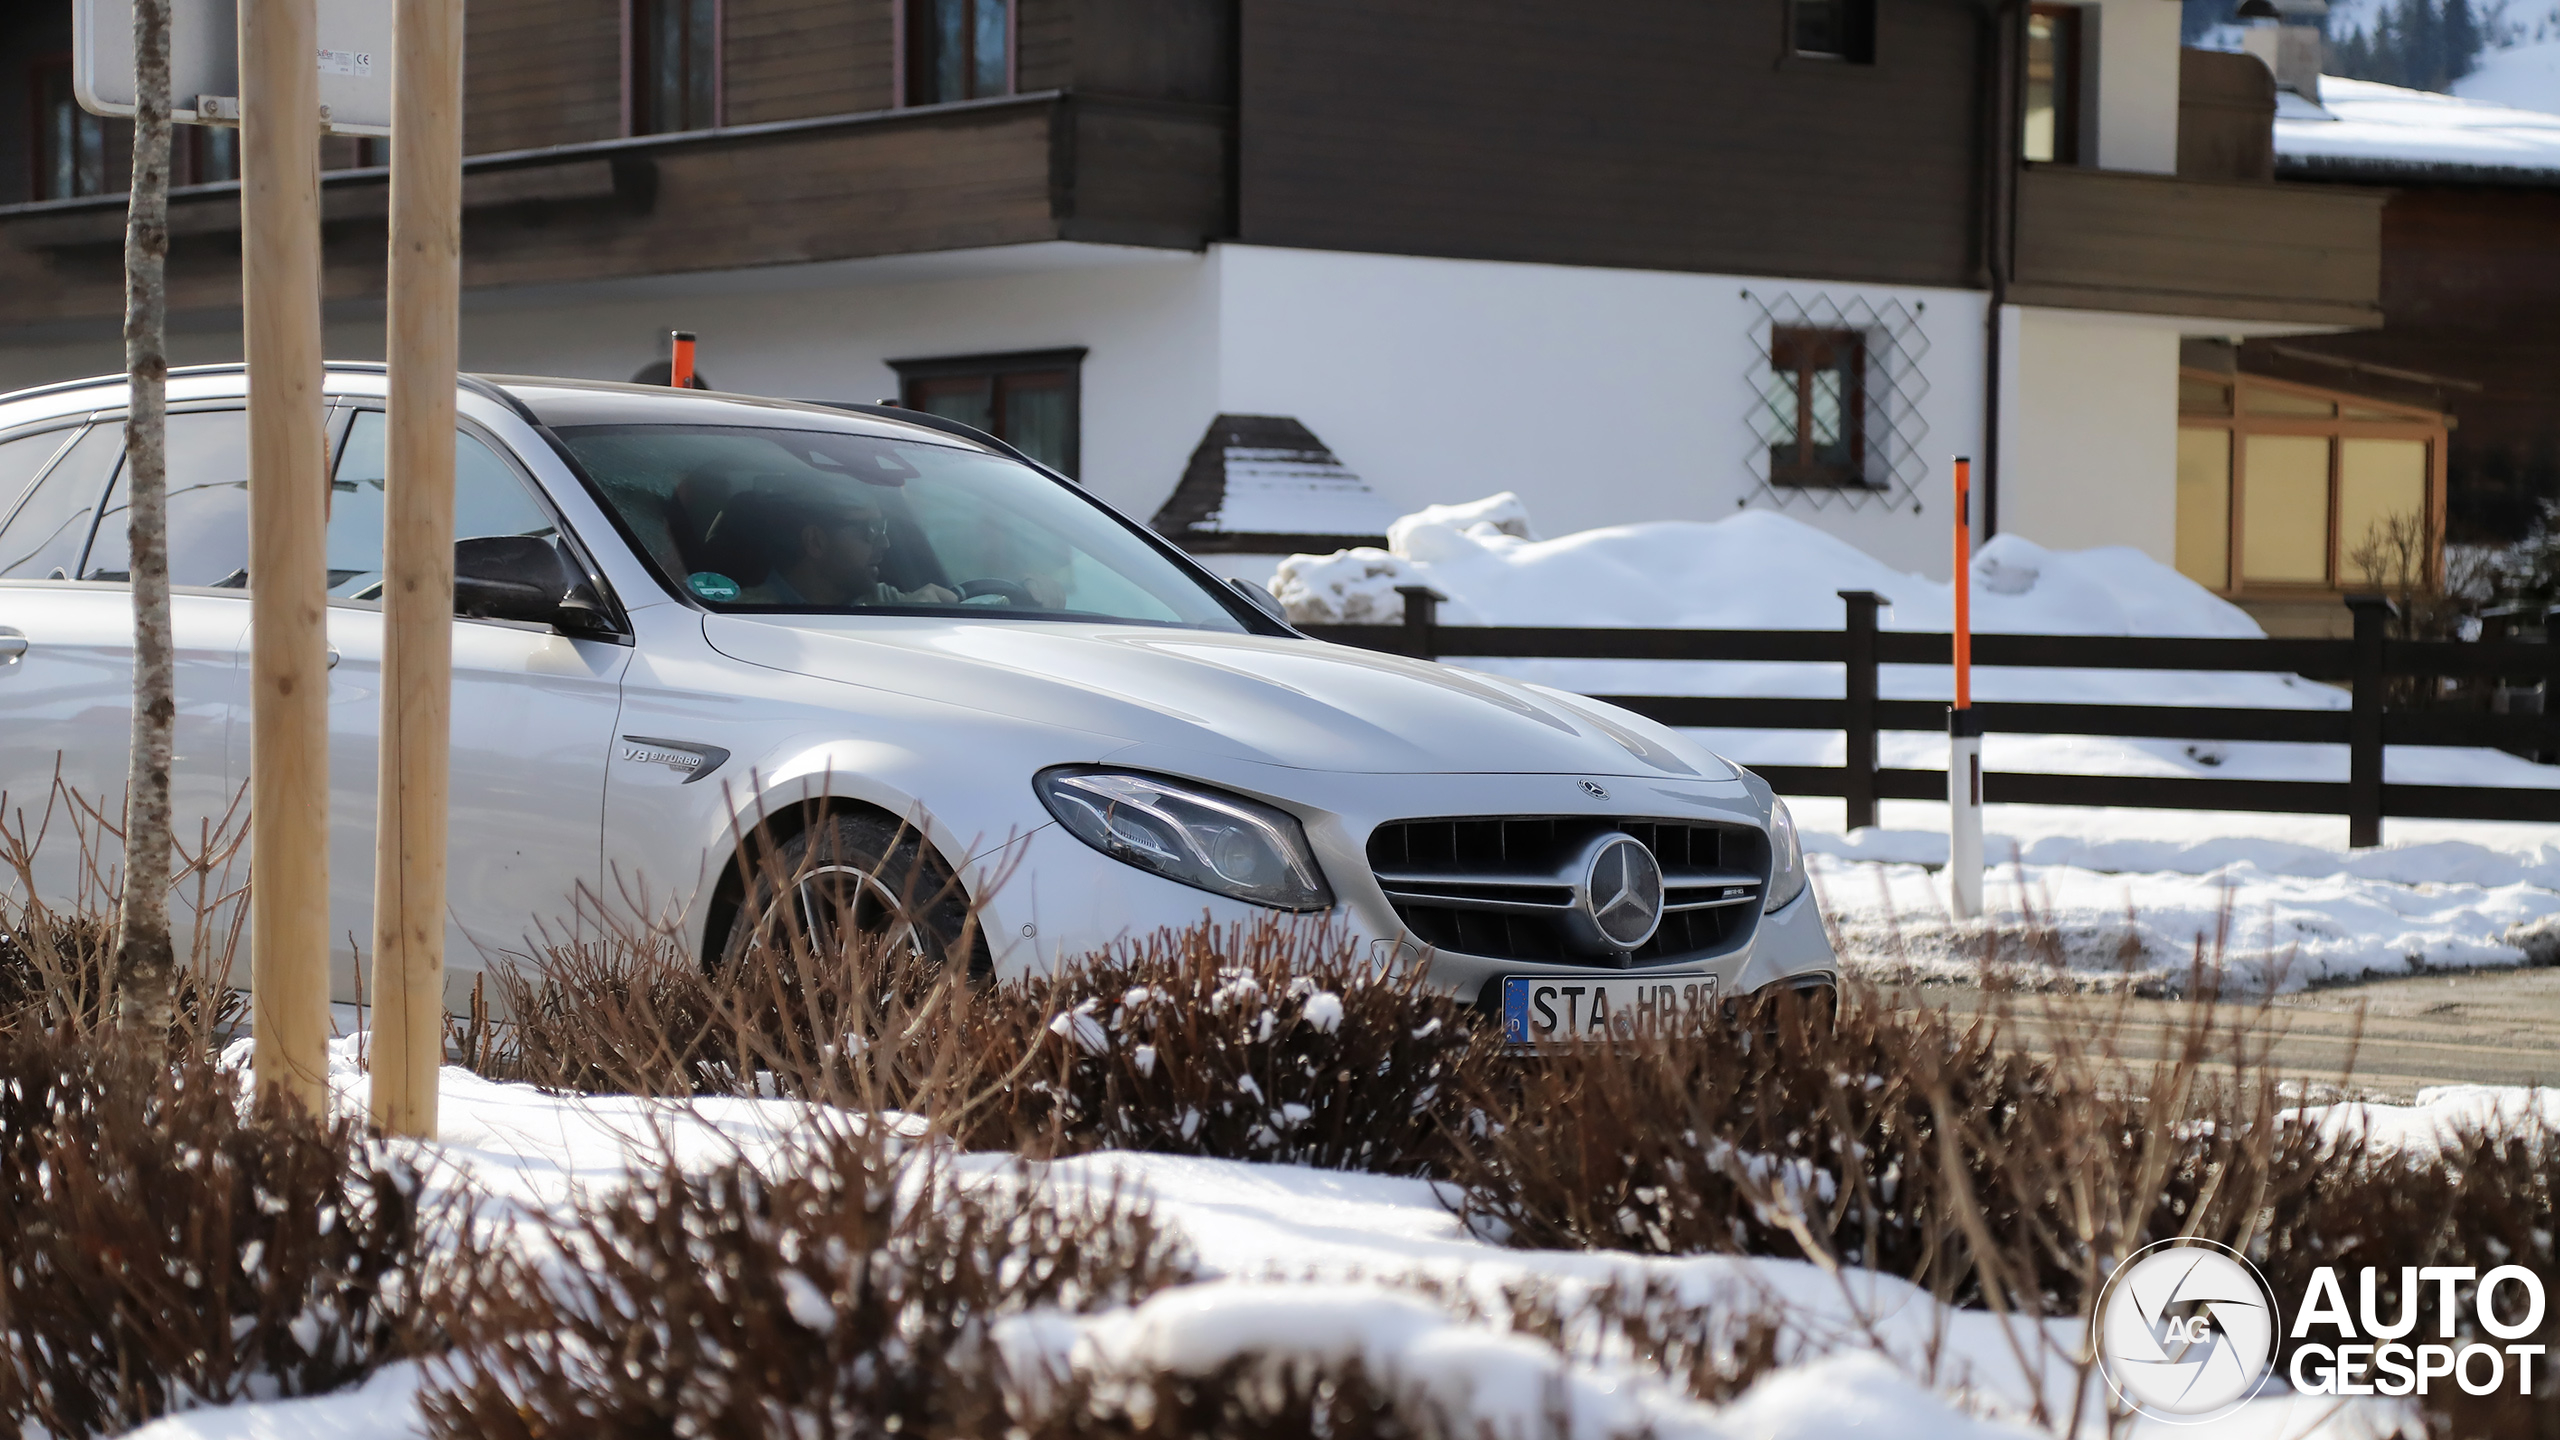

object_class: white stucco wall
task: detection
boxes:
[2,239,2013,578]
[1997,306,2181,564]
[1210,245,1987,577]
[0,243,1222,525]
[2091,0,2182,174]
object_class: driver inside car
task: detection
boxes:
[725,478,959,608]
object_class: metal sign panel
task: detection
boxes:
[75,0,393,137]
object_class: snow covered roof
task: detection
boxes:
[2276,74,2560,182]
[1149,415,1399,554]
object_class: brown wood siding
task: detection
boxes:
[2010,165,2383,327]
[2249,185,2560,541]
[724,0,894,124]
[1071,0,1233,104]
[466,0,626,153]
[1059,96,1229,247]
[1235,0,1983,287]
[1016,0,1077,94]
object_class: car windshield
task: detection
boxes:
[557,422,1245,630]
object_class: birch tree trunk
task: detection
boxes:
[115,0,178,1038]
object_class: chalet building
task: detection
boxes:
[2251,74,2560,566]
[0,0,2386,599]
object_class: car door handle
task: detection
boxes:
[0,628,25,667]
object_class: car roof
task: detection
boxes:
[0,363,992,455]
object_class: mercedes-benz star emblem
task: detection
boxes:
[1579,779,1609,799]
[1579,834,1663,950]
[2094,1239,2280,1422]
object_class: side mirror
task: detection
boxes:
[1227,575,1290,626]
[454,536,614,635]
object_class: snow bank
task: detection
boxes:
[2292,1084,2560,1159]
[1811,850,2560,990]
[1276,499,2261,640]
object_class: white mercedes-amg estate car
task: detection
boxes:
[0,365,1835,1043]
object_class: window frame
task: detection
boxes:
[897,0,1020,108]
[2174,369,2449,597]
[30,53,113,201]
[1765,326,1872,490]
[624,0,725,137]
[888,346,1086,480]
[2022,3,2085,166]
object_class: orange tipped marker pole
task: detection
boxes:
[1948,456,1983,920]
[669,330,697,389]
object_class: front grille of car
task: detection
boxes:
[1365,816,1767,967]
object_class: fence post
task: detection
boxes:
[1837,590,1883,831]
[2346,594,2396,849]
[1396,585,1445,660]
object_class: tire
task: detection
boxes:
[716,812,990,983]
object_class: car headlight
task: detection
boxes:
[1764,797,1807,913]
[1035,767,1335,911]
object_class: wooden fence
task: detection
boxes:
[1297,589,2560,846]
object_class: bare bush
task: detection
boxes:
[962,920,1501,1171]
[472,915,1500,1176]
[0,1026,486,1438]
[1499,1274,1789,1408]
[1019,1355,1463,1440]
[420,1120,1190,1440]
[0,772,247,1045]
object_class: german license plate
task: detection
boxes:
[1501,974,1718,1045]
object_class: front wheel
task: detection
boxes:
[716,812,990,983]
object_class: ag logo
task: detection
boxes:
[2095,1239,2281,1423]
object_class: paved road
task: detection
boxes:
[1898,965,2560,1099]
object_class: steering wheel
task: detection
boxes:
[956,577,1039,606]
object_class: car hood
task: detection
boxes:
[701,614,1736,780]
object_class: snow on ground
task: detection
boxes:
[2292,1083,2560,1158]
[1277,500,2560,987]
[132,1051,2429,1440]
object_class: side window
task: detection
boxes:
[0,426,77,517]
[329,411,560,602]
[86,410,253,585]
[0,425,122,580]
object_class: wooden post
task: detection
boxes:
[241,0,331,1113]
[2346,593,2394,849]
[1837,590,1882,833]
[369,0,463,1137]
[1395,584,1444,661]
